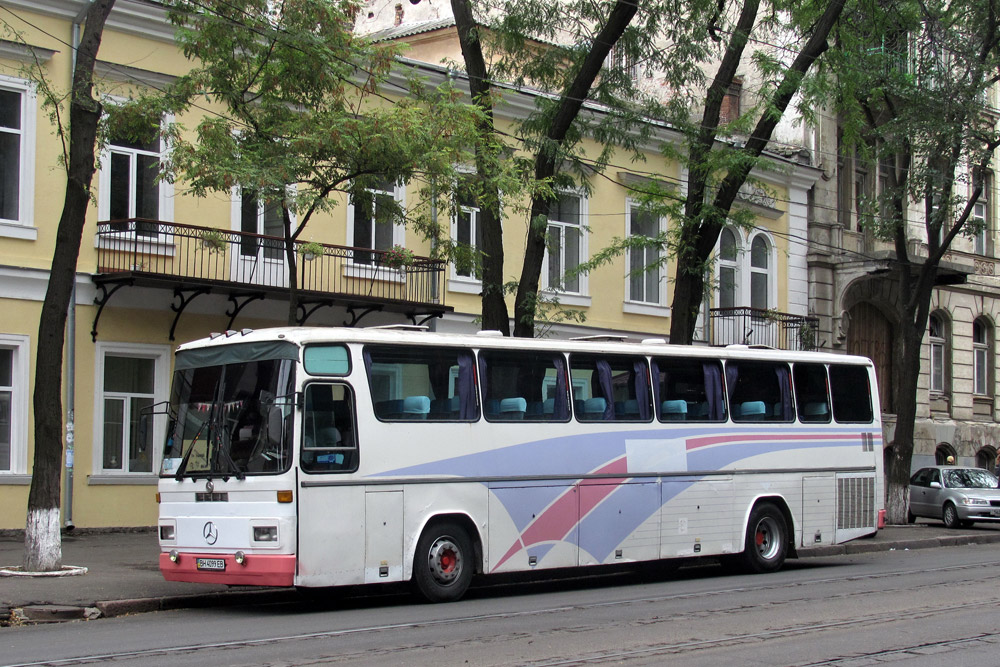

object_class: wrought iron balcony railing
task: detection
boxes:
[95,220,446,307]
[709,307,819,351]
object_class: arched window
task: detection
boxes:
[976,446,997,471]
[973,317,992,396]
[935,443,957,465]
[928,312,949,395]
[749,235,770,310]
[719,228,739,309]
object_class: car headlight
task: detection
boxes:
[961,496,989,505]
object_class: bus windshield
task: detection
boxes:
[161,358,295,478]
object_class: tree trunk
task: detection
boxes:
[25,0,116,572]
[283,205,299,326]
[451,0,509,335]
[884,308,923,524]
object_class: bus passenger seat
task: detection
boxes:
[402,395,431,419]
[661,399,687,420]
[582,397,607,420]
[499,397,527,420]
[802,402,829,421]
[740,401,766,420]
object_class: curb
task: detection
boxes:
[801,531,1000,557]
[94,587,299,618]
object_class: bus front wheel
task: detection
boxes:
[740,503,787,574]
[413,521,474,603]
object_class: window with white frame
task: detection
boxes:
[749,235,770,310]
[99,111,171,237]
[973,174,991,256]
[0,335,28,475]
[928,312,949,395]
[626,202,664,305]
[544,193,585,294]
[973,317,992,396]
[239,188,285,260]
[348,177,403,266]
[0,77,35,231]
[95,344,169,475]
[453,175,482,279]
[718,227,739,308]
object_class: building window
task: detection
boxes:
[239,189,285,261]
[348,177,403,266]
[973,317,992,396]
[103,122,166,237]
[928,312,949,395]
[452,176,482,280]
[719,79,742,125]
[544,193,585,294]
[0,77,35,231]
[749,235,770,310]
[0,335,29,475]
[973,174,991,256]
[607,46,639,81]
[718,227,738,308]
[95,343,170,476]
[626,202,664,305]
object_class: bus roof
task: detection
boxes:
[175,326,874,367]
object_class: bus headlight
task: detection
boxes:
[253,526,278,542]
[159,525,175,541]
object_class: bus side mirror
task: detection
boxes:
[137,414,152,453]
[266,406,285,446]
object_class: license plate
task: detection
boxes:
[196,557,226,571]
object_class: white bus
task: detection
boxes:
[156,326,883,602]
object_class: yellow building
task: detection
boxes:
[0,0,820,529]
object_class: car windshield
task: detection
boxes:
[160,357,295,478]
[943,468,998,489]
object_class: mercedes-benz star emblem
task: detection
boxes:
[203,521,219,545]
[205,480,214,494]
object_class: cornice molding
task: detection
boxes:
[4,0,174,44]
[96,60,177,88]
[0,40,57,64]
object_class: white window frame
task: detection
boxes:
[973,175,990,256]
[344,178,405,280]
[717,226,741,309]
[973,318,991,396]
[748,232,775,311]
[541,190,590,306]
[928,313,948,395]
[450,172,482,287]
[0,75,36,240]
[0,334,29,478]
[92,342,171,480]
[623,198,668,315]
[96,103,175,237]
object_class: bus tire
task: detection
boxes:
[413,520,474,603]
[740,502,787,574]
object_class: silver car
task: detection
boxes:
[908,466,1000,528]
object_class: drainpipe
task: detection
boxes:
[63,3,93,532]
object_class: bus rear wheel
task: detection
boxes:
[413,521,474,603]
[740,503,787,574]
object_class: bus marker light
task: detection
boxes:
[169,550,180,563]
[277,490,293,503]
[235,551,246,566]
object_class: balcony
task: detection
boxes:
[92,220,450,339]
[708,307,819,351]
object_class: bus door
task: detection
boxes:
[296,381,367,587]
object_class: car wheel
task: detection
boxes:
[942,502,961,529]
[413,520,475,603]
[740,502,788,574]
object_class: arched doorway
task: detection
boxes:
[846,301,894,413]
[976,447,997,471]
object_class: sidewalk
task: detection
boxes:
[3,521,1000,624]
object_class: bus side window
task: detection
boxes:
[480,350,570,422]
[727,360,794,422]
[651,357,725,422]
[365,345,478,421]
[569,354,652,422]
[829,365,874,423]
[793,363,830,423]
[301,383,358,473]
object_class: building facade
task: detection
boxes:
[0,0,820,529]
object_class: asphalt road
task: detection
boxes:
[3,540,1000,666]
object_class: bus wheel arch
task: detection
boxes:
[739,498,794,573]
[411,514,481,603]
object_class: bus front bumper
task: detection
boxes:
[159,551,295,586]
